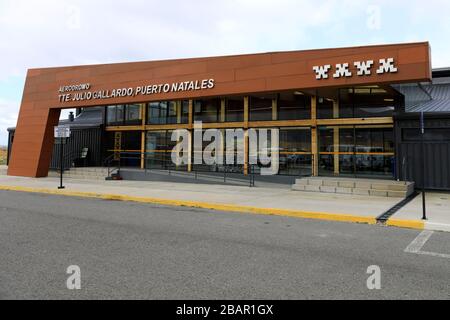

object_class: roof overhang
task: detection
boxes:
[24,42,432,109]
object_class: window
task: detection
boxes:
[167,101,178,124]
[125,104,142,125]
[277,92,311,120]
[338,87,398,119]
[106,104,141,126]
[105,131,141,167]
[147,100,189,125]
[146,131,168,168]
[225,97,244,122]
[145,130,187,171]
[181,100,189,124]
[106,106,118,125]
[194,98,220,123]
[249,95,273,121]
[148,102,168,125]
[317,97,334,119]
[279,128,312,175]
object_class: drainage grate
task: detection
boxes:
[376,191,420,223]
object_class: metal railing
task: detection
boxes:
[104,151,260,186]
[104,153,121,178]
[103,151,314,186]
[400,155,413,185]
[50,149,79,172]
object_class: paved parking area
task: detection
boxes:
[0,190,449,300]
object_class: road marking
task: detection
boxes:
[414,251,450,259]
[404,230,434,253]
[404,230,450,259]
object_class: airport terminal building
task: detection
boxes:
[6,42,450,190]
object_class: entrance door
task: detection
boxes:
[318,126,394,178]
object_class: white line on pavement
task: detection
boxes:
[415,251,450,259]
[404,230,434,253]
[404,230,450,259]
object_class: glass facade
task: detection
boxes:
[317,97,334,119]
[102,86,399,178]
[194,98,221,123]
[106,104,142,126]
[106,131,141,167]
[145,130,187,170]
[316,87,400,119]
[338,87,397,118]
[249,95,273,121]
[279,128,312,175]
[147,100,189,125]
[225,97,245,122]
[319,126,394,178]
[277,93,311,120]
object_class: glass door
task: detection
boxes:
[318,127,336,176]
[318,126,395,178]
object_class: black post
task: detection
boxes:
[420,112,427,220]
[58,139,65,189]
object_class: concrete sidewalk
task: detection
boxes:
[0,174,448,232]
[391,192,450,232]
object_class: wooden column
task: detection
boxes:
[332,100,340,175]
[140,132,146,169]
[140,103,146,169]
[243,97,249,175]
[220,98,226,122]
[333,100,339,119]
[311,96,319,176]
[188,100,193,125]
[333,127,340,175]
[177,101,182,124]
[272,98,278,121]
[244,96,249,128]
[188,100,193,172]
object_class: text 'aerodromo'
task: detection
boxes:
[58,79,215,103]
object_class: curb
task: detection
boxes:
[425,222,450,233]
[386,219,425,230]
[0,184,377,226]
[386,219,450,232]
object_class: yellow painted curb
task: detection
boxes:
[386,219,425,230]
[0,184,377,225]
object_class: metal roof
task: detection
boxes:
[58,107,104,128]
[394,82,450,113]
[8,107,104,132]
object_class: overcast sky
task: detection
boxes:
[1,0,450,145]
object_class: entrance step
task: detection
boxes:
[292,177,415,198]
[48,167,109,180]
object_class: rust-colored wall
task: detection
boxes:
[8,42,431,177]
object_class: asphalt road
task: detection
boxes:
[0,190,449,300]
